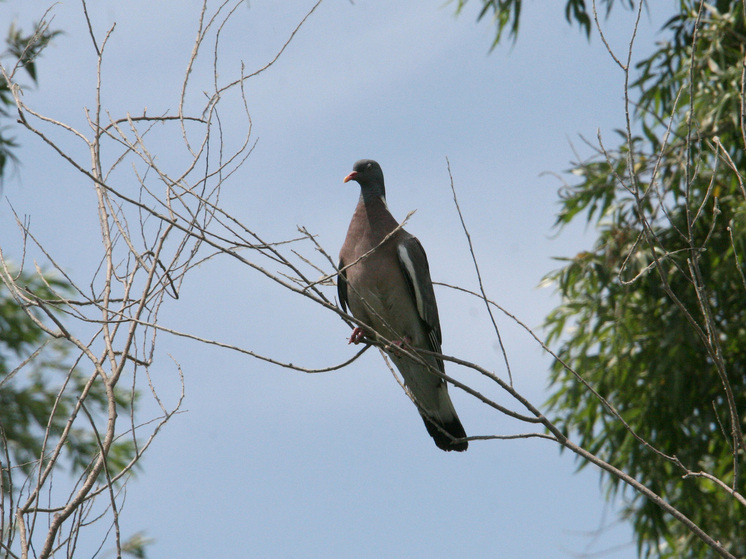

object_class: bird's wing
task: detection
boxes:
[337,259,348,313]
[396,235,442,351]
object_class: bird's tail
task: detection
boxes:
[420,412,468,452]
[420,380,468,451]
[391,354,468,451]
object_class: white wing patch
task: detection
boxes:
[397,243,425,319]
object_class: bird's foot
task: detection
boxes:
[348,327,367,345]
[386,336,413,356]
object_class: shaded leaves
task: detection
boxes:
[0,18,61,179]
[0,269,139,491]
[543,2,746,557]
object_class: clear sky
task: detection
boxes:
[0,0,675,557]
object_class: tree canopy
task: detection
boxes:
[455,0,746,555]
[0,268,137,480]
[528,1,745,556]
[0,13,137,502]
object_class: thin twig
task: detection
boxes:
[445,157,513,385]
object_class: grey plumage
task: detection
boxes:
[338,159,467,451]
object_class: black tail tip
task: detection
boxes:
[422,415,468,452]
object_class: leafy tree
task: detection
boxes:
[0,15,136,493]
[1,12,147,557]
[460,0,746,556]
[0,269,137,480]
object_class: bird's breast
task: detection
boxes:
[345,251,425,345]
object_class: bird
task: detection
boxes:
[337,159,468,451]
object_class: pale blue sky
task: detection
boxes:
[0,1,674,557]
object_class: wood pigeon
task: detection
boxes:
[337,159,468,451]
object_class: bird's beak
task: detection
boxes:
[343,171,358,183]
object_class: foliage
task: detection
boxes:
[541,1,746,557]
[451,0,634,47]
[0,12,61,180]
[0,267,139,493]
[0,13,136,497]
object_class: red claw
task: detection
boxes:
[387,336,413,356]
[348,327,366,345]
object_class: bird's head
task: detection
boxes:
[344,159,386,202]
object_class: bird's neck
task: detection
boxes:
[359,181,387,206]
[359,190,388,209]
[355,192,398,240]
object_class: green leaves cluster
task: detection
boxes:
[0,14,61,179]
[0,14,136,496]
[1,269,138,492]
[452,0,633,47]
[453,2,746,554]
[542,1,746,557]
